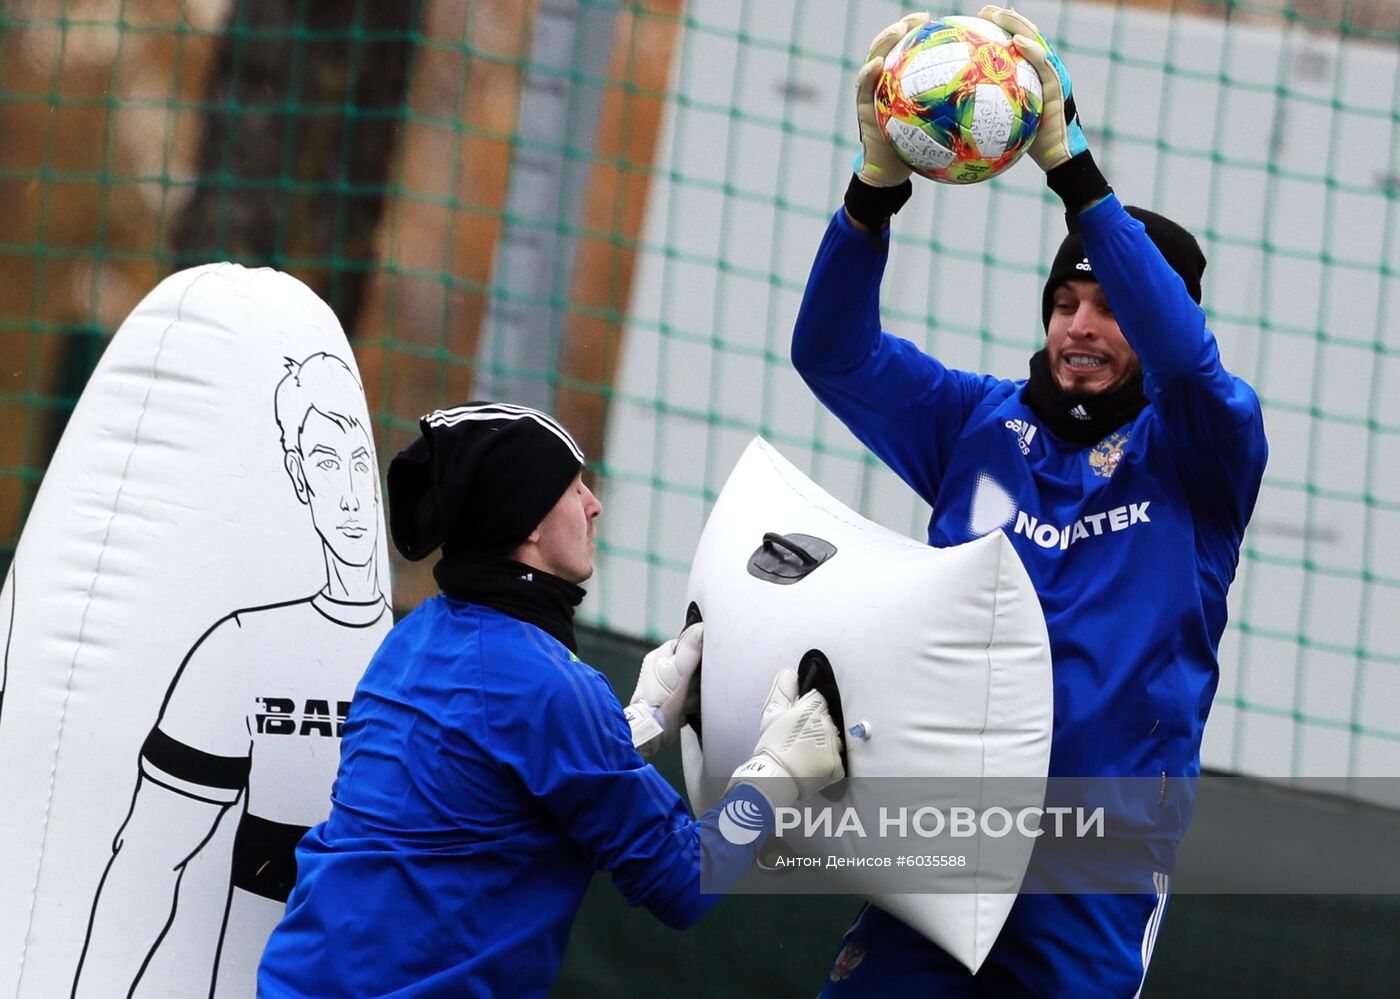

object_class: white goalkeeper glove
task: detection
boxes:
[981,6,1110,209]
[980,5,1089,173]
[624,622,703,759]
[725,669,845,811]
[853,12,927,189]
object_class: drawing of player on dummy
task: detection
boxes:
[73,352,392,999]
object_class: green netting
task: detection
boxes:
[2,0,1398,801]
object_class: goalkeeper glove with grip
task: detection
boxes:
[624,622,703,759]
[725,668,845,811]
[845,12,927,230]
[980,5,1111,210]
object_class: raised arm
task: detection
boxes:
[987,4,1266,535]
[1080,199,1266,529]
[791,12,1002,503]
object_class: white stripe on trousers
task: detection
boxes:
[1133,871,1170,998]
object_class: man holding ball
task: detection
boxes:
[793,8,1267,995]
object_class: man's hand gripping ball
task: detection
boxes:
[854,12,929,188]
[980,5,1089,173]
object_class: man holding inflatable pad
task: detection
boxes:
[257,402,845,998]
[793,8,1266,995]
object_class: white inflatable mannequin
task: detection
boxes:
[682,437,1053,972]
[0,264,392,999]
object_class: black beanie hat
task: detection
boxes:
[387,402,585,561]
[1041,206,1206,329]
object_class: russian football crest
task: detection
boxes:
[829,941,867,982]
[1089,430,1130,479]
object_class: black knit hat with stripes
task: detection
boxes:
[387,402,585,561]
[1041,206,1206,330]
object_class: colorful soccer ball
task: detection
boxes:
[875,15,1043,185]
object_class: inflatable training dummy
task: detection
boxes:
[0,264,392,998]
[682,437,1052,972]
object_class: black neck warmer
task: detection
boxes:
[1022,349,1147,445]
[434,552,584,653]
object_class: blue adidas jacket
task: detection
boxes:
[792,195,1266,857]
[257,597,755,998]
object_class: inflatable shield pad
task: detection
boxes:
[682,437,1052,972]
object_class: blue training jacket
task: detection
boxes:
[792,195,1267,857]
[257,597,752,998]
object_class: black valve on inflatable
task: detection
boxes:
[747,532,836,584]
[798,649,849,798]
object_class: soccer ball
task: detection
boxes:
[875,15,1043,185]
